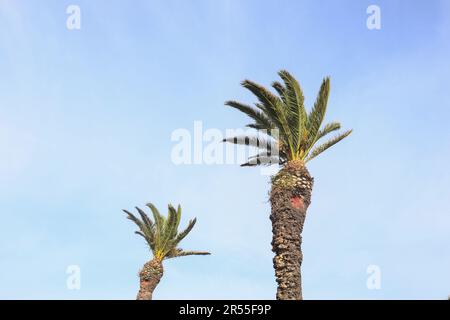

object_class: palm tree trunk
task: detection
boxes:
[136,258,164,300]
[270,160,313,300]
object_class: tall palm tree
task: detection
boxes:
[224,70,352,300]
[124,203,210,300]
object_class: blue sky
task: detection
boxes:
[0,0,449,299]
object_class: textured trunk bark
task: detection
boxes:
[136,258,163,300]
[270,160,313,300]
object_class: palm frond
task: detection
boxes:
[135,206,153,229]
[278,70,307,152]
[171,250,211,258]
[241,80,293,146]
[241,80,280,121]
[222,135,277,150]
[241,155,280,167]
[124,209,155,250]
[175,205,182,233]
[305,77,330,150]
[271,81,286,102]
[278,70,305,109]
[315,122,341,141]
[123,209,145,231]
[166,205,180,240]
[246,123,267,130]
[146,203,163,231]
[134,231,155,251]
[305,130,352,162]
[225,100,273,129]
[174,218,197,245]
[135,231,146,239]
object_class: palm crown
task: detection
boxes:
[124,203,210,261]
[224,70,352,166]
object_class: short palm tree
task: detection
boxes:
[224,70,351,299]
[124,203,210,300]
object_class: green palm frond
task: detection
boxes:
[136,206,153,229]
[124,203,210,261]
[146,203,163,230]
[124,209,155,251]
[305,77,330,150]
[169,249,211,258]
[225,101,273,129]
[241,80,293,144]
[124,209,145,231]
[174,218,197,246]
[159,205,178,253]
[305,130,353,162]
[315,122,341,141]
[165,248,210,259]
[254,103,282,135]
[224,70,352,165]
[271,81,286,101]
[278,70,307,152]
[241,80,281,122]
[278,70,305,116]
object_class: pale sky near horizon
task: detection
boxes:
[1,0,449,299]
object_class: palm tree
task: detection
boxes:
[124,203,210,300]
[223,70,352,300]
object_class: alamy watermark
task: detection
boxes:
[170,121,280,175]
[66,265,81,290]
[66,5,81,30]
[366,264,381,290]
[366,5,381,30]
